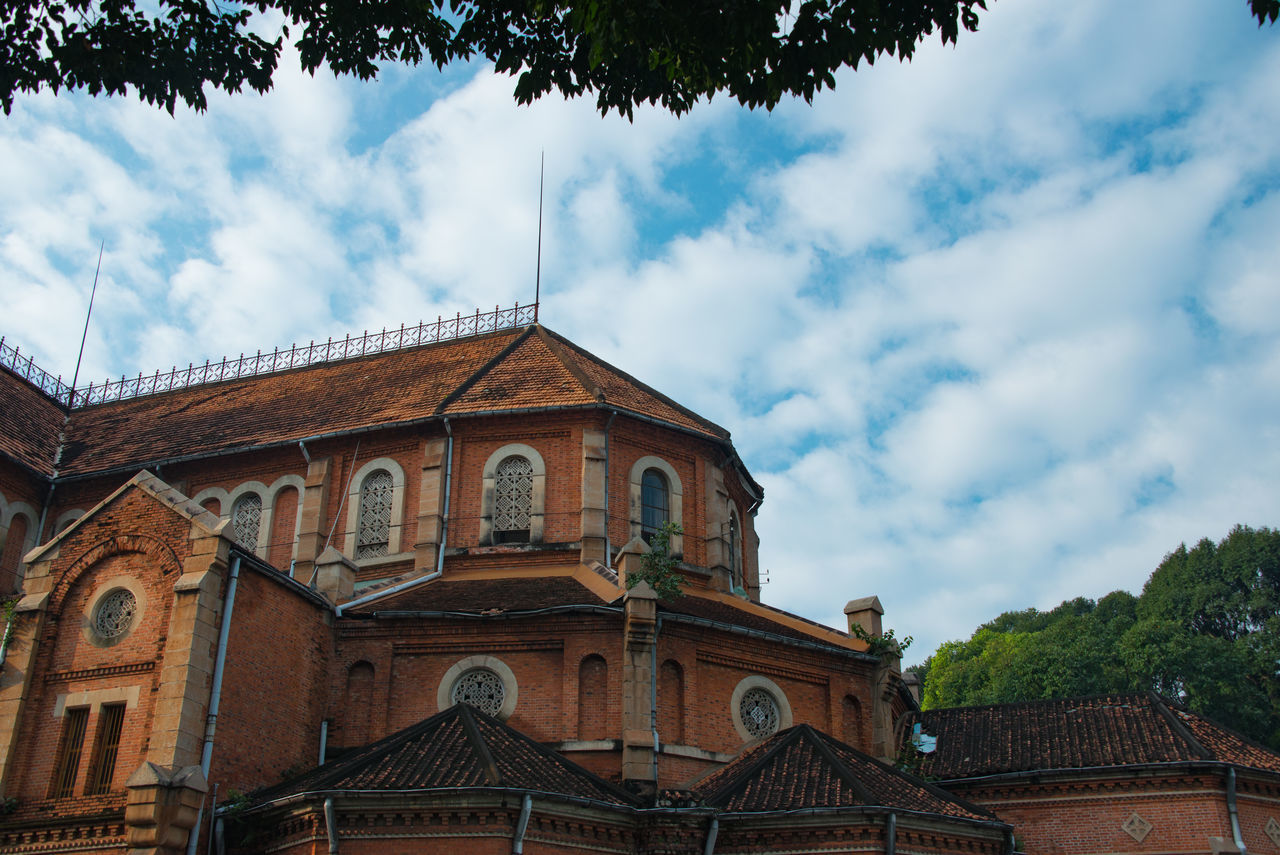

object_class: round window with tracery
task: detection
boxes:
[739,687,780,739]
[451,668,505,717]
[93,589,137,639]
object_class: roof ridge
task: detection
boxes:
[700,728,804,806]
[542,327,731,439]
[801,725,877,804]
[457,704,503,785]
[534,325,602,402]
[1147,691,1214,761]
[919,691,1151,716]
[435,326,538,415]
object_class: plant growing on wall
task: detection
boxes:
[627,522,685,601]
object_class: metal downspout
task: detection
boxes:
[652,614,661,780]
[886,811,896,855]
[324,797,339,853]
[512,793,533,854]
[437,419,453,575]
[703,816,719,855]
[318,720,328,765]
[186,553,243,855]
[1227,766,1248,854]
[603,410,616,568]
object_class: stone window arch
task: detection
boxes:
[342,458,407,561]
[190,487,229,517]
[0,498,39,593]
[727,505,742,588]
[223,481,270,556]
[265,475,305,570]
[53,509,85,536]
[479,444,546,546]
[730,675,793,743]
[627,456,683,555]
[437,655,518,720]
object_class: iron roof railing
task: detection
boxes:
[1,302,537,409]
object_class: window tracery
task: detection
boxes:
[494,455,533,543]
[451,668,506,717]
[231,493,262,548]
[356,470,394,558]
[92,589,136,640]
[739,687,780,739]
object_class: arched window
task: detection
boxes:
[578,655,609,740]
[231,493,262,549]
[641,469,669,542]
[357,470,394,558]
[728,509,740,586]
[493,455,533,544]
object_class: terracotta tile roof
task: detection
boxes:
[47,325,731,477]
[58,328,520,475]
[0,366,66,477]
[694,725,994,821]
[344,575,614,615]
[902,692,1280,779]
[548,331,730,440]
[251,704,638,807]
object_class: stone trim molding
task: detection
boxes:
[437,655,518,720]
[730,674,794,743]
[53,684,142,717]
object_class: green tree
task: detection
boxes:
[918,525,1280,750]
[626,521,684,600]
[2,0,1276,116]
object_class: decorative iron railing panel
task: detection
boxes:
[2,303,536,409]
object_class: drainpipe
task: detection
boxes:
[298,440,311,465]
[186,553,243,855]
[1227,767,1247,854]
[324,797,339,853]
[318,720,328,765]
[437,419,454,576]
[651,614,661,780]
[512,793,533,854]
[885,811,896,855]
[703,816,719,855]
[603,410,616,568]
[35,483,55,545]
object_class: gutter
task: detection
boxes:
[187,553,243,855]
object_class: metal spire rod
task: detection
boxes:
[70,240,105,405]
[535,151,544,322]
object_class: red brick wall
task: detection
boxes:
[7,488,187,806]
[953,772,1236,855]
[211,567,333,792]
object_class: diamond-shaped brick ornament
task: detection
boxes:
[1122,813,1153,843]
[1265,817,1280,848]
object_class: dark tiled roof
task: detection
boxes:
[694,725,993,821]
[47,325,730,477]
[345,575,613,615]
[902,692,1280,779]
[660,595,848,649]
[0,366,66,476]
[252,704,638,807]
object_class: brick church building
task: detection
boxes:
[0,309,1277,854]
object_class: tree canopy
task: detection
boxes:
[2,0,1277,117]
[916,525,1280,750]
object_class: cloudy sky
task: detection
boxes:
[2,2,1278,661]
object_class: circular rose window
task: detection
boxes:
[451,668,505,717]
[739,687,780,739]
[93,589,137,639]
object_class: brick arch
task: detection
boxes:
[49,535,182,614]
[658,659,685,744]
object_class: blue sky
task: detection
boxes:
[2,2,1279,662]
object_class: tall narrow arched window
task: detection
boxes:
[357,470,394,558]
[231,494,262,549]
[641,469,669,543]
[493,455,533,544]
[728,510,740,586]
